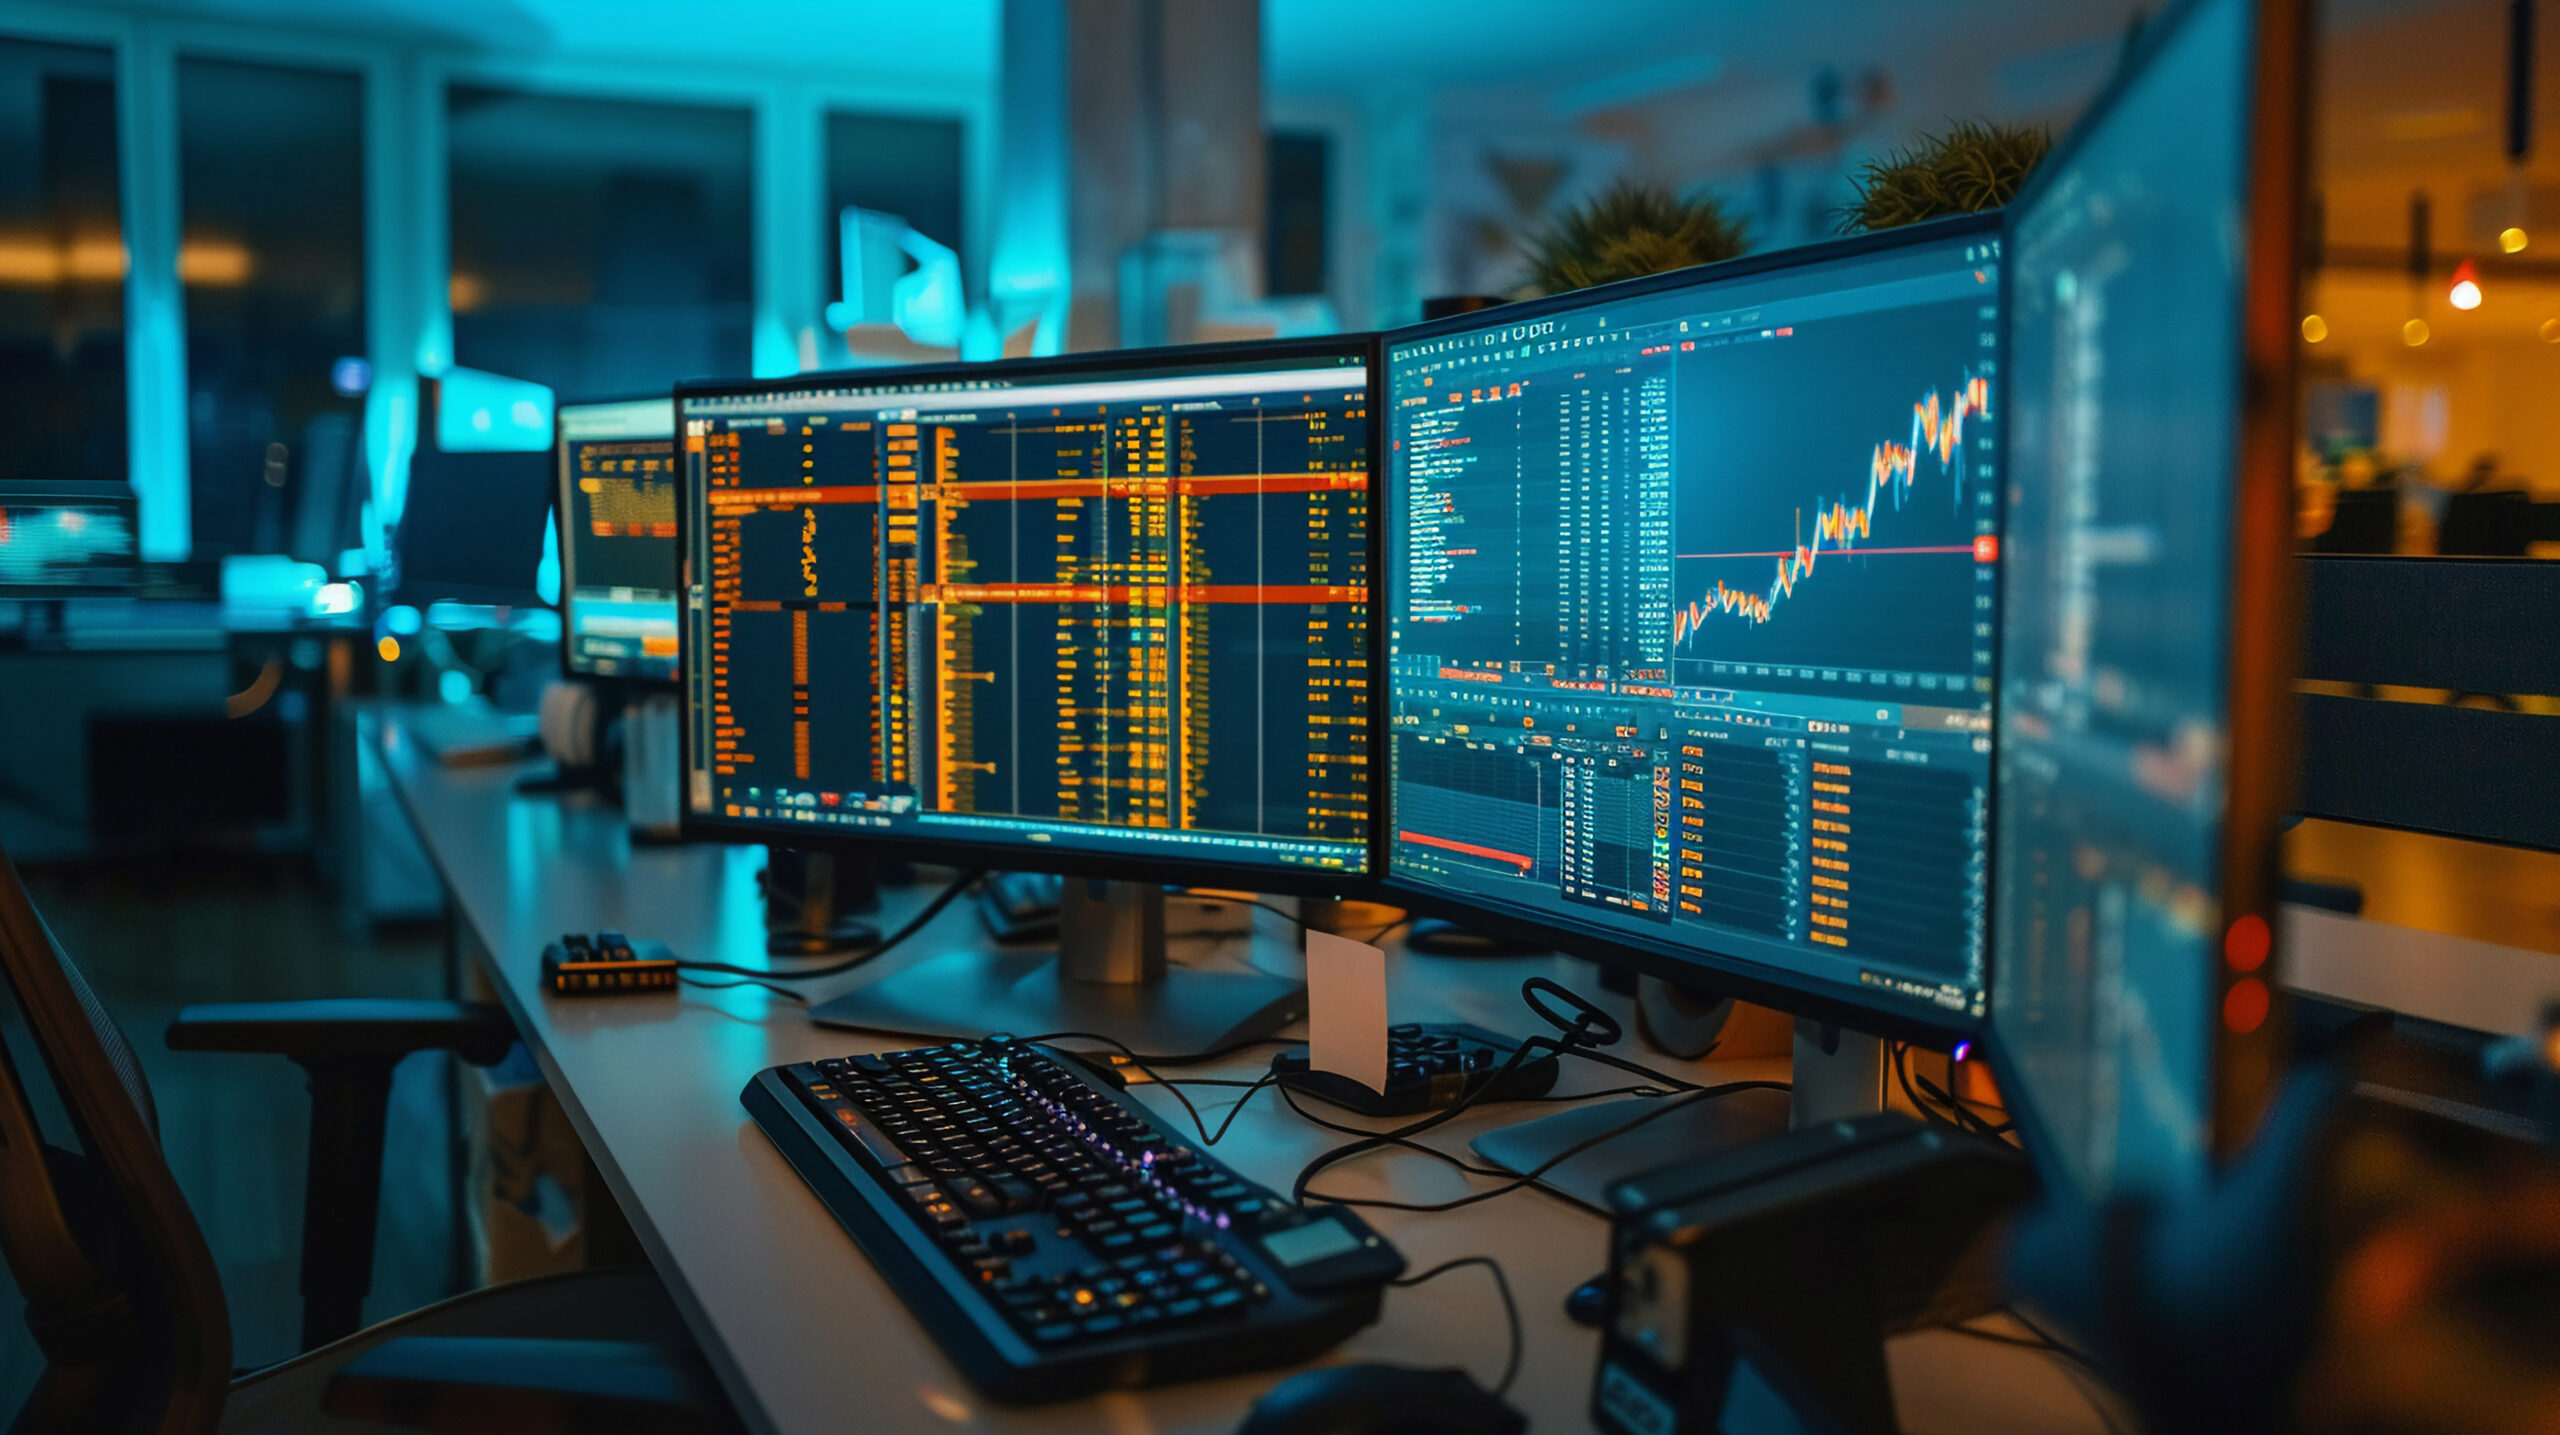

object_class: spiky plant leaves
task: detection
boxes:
[1840,121,2051,233]
[1521,181,1751,296]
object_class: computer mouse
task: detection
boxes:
[1565,1273,1611,1327]
[1236,1364,1525,1435]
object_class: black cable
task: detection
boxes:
[1554,1041,1709,1093]
[1894,1042,1963,1130]
[1014,1027,1300,1069]
[1391,1257,1521,1396]
[678,974,811,1004]
[674,868,983,983]
[1892,1042,2013,1139]
[1276,1085,1516,1176]
[1199,1073,1277,1145]
[1298,1080,1792,1214]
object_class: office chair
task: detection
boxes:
[0,838,740,1433]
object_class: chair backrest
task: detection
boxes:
[0,839,230,1433]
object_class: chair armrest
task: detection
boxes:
[321,1336,737,1433]
[167,1000,515,1067]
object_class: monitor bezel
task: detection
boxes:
[1978,0,2308,1181]
[0,481,143,598]
[556,394,682,687]
[1374,211,2005,1047]
[671,335,1386,898]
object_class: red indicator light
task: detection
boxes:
[2223,977,2270,1034]
[1972,534,1999,562]
[2224,913,2271,973]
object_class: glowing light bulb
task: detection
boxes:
[377,635,401,662]
[2449,259,2482,311]
[2403,317,2431,346]
[2502,226,2529,254]
[2300,314,2328,343]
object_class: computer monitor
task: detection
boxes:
[557,398,680,681]
[676,339,1375,1055]
[1378,214,2004,1041]
[393,443,554,609]
[1988,0,2305,1205]
[0,483,141,596]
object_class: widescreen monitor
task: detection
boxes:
[676,340,1375,893]
[0,483,140,596]
[558,398,681,681]
[1380,215,2003,1037]
[1989,0,2304,1203]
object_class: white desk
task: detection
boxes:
[377,711,2122,1435]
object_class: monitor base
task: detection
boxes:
[807,948,1305,1061]
[1469,1089,1793,1213]
[768,920,882,958]
[1403,917,1545,958]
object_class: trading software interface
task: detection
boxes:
[682,352,1371,874]
[560,399,681,680]
[1993,0,2253,1201]
[0,488,138,592]
[1386,231,2001,1020]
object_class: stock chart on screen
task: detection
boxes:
[1387,226,2000,1019]
[680,350,1371,876]
[560,399,681,681]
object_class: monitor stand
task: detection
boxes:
[1403,917,1546,957]
[807,878,1306,1060]
[1468,1018,1888,1211]
[765,848,882,957]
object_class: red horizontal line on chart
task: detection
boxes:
[1675,544,1976,560]
[1397,830,1532,871]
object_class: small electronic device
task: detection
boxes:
[541,929,679,995]
[557,397,681,682]
[1592,1113,2025,1435]
[740,1037,1404,1400]
[1271,1023,1560,1117]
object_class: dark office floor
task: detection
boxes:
[0,857,461,1403]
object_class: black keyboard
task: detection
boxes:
[742,1038,1405,1401]
[1270,1022,1560,1116]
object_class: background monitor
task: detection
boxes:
[1988,0,2304,1204]
[677,340,1375,892]
[0,482,141,596]
[558,398,680,681]
[392,443,555,608]
[1379,216,2003,1036]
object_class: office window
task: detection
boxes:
[1265,131,1329,298]
[823,109,965,300]
[0,39,123,486]
[178,58,366,561]
[448,86,754,402]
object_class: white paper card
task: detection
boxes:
[1304,929,1389,1094]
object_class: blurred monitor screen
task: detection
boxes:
[0,483,141,595]
[558,398,679,681]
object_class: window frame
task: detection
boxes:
[0,0,991,557]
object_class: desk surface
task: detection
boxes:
[376,712,2124,1435]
